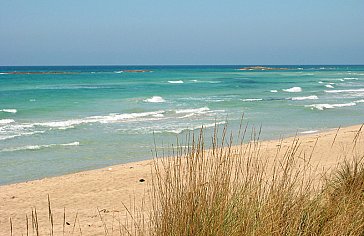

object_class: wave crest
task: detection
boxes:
[0,109,17,114]
[325,88,364,93]
[144,96,166,103]
[168,80,184,84]
[241,98,263,102]
[0,142,80,152]
[283,87,302,93]
[305,102,356,110]
[291,95,318,101]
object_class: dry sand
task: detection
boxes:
[0,124,363,235]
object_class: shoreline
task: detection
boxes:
[1,123,363,234]
[0,124,355,187]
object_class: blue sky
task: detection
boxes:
[1,0,363,65]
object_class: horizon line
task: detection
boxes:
[1,64,364,67]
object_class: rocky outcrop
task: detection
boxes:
[237,66,289,71]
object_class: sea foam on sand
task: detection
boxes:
[0,119,15,125]
[300,130,319,134]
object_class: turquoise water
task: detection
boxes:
[1,65,364,185]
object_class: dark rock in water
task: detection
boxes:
[139,178,145,182]
[8,71,79,75]
[237,66,289,71]
[123,70,152,73]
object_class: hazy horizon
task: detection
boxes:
[1,64,364,67]
[1,0,363,66]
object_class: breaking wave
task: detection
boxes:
[325,88,364,93]
[283,87,302,93]
[144,96,166,103]
[0,109,17,113]
[168,80,184,84]
[175,107,210,114]
[0,142,80,153]
[305,102,357,110]
[241,98,263,102]
[291,95,318,101]
[163,121,226,134]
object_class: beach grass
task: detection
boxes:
[7,124,364,235]
[144,125,364,235]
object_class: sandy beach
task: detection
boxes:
[1,124,363,235]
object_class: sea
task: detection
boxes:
[1,65,364,185]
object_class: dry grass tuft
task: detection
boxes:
[146,124,364,236]
[7,123,364,235]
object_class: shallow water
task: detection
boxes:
[1,65,364,184]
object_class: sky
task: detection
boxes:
[1,0,363,66]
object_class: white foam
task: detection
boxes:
[343,77,358,80]
[283,87,302,93]
[61,142,80,146]
[318,81,324,84]
[33,111,166,128]
[175,107,210,114]
[355,99,364,103]
[325,88,364,93]
[0,142,80,152]
[0,119,15,125]
[57,126,75,130]
[291,95,318,101]
[0,73,8,75]
[241,98,263,102]
[0,109,17,113]
[305,102,356,110]
[0,111,167,141]
[191,80,198,82]
[325,85,334,88]
[300,130,318,134]
[167,121,226,134]
[168,80,184,84]
[152,114,164,118]
[0,130,46,141]
[114,71,123,73]
[270,90,278,93]
[143,96,166,103]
